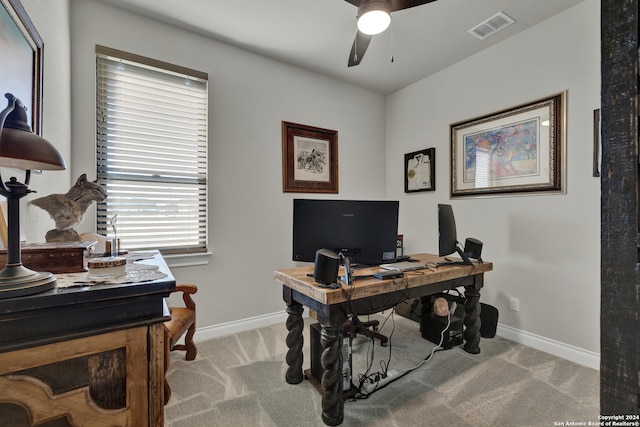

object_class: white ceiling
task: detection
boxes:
[98,0,587,95]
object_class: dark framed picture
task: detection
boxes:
[593,108,600,178]
[404,148,435,193]
[282,121,338,193]
[450,92,565,197]
[1,0,43,134]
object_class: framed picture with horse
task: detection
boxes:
[282,121,338,193]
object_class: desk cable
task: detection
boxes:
[353,302,455,399]
[338,269,456,399]
[346,263,475,398]
[351,308,398,397]
[336,279,399,396]
[401,302,456,374]
[340,272,413,398]
[358,272,412,314]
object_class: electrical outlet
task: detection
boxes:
[509,297,520,312]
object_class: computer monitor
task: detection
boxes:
[437,204,472,265]
[292,199,399,266]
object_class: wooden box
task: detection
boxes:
[0,241,96,273]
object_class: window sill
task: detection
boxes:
[163,252,212,268]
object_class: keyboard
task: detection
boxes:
[379,261,427,272]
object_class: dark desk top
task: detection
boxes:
[0,251,175,352]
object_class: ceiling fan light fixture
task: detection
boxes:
[357,0,391,35]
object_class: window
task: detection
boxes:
[96,46,208,255]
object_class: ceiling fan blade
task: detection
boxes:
[347,31,372,67]
[344,0,363,7]
[388,0,438,13]
[343,0,438,13]
[343,0,438,67]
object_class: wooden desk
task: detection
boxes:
[274,253,493,426]
[0,252,174,426]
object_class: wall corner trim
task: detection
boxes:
[497,323,600,370]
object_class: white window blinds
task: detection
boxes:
[96,46,208,254]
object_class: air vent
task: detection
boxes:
[468,11,515,40]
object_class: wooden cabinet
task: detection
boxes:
[0,324,164,426]
[0,253,174,426]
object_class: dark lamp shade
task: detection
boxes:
[0,128,66,170]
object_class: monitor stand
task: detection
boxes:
[438,244,473,266]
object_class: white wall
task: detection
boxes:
[386,0,600,359]
[23,0,600,365]
[69,0,387,328]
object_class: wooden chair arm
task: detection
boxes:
[171,284,198,312]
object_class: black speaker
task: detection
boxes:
[464,237,483,262]
[314,249,339,285]
[480,303,499,338]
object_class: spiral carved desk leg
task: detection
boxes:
[320,325,344,426]
[463,286,481,354]
[285,302,305,384]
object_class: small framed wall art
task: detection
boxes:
[404,148,435,193]
[282,121,338,193]
[450,92,565,197]
[593,108,600,178]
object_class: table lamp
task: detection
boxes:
[0,93,66,299]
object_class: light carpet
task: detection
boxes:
[165,313,599,426]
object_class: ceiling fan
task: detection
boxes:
[345,0,439,67]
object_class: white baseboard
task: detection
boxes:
[189,313,600,371]
[496,323,600,370]
[193,311,291,343]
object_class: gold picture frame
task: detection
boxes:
[450,92,565,197]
